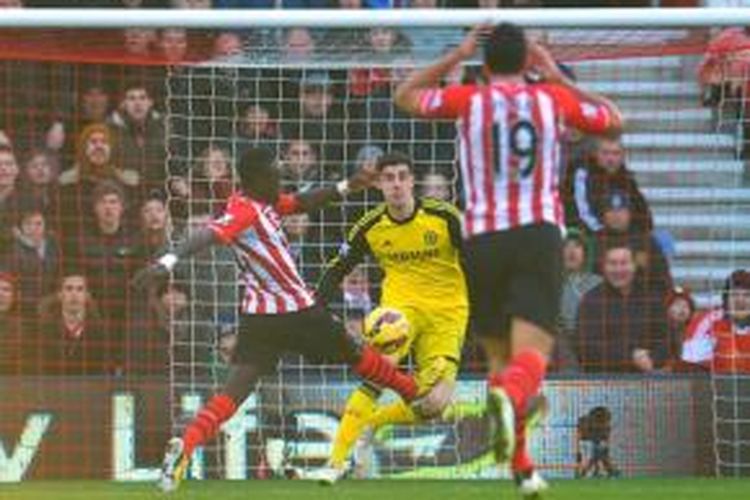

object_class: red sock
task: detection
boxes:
[182,393,237,457]
[512,426,535,474]
[353,345,418,401]
[498,349,547,414]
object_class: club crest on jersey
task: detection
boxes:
[423,230,438,247]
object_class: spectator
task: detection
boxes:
[72,180,142,370]
[0,145,22,254]
[110,81,166,193]
[159,28,189,64]
[59,123,139,189]
[283,71,346,167]
[420,172,451,201]
[171,0,211,6]
[6,207,61,320]
[663,286,697,371]
[283,28,315,62]
[79,84,113,130]
[237,103,279,154]
[189,145,235,215]
[711,270,750,374]
[18,149,60,222]
[281,139,324,191]
[138,191,171,257]
[123,28,157,58]
[577,242,669,373]
[35,271,109,375]
[0,271,23,374]
[698,27,750,107]
[566,136,653,235]
[594,190,673,300]
[213,32,245,58]
[556,230,601,373]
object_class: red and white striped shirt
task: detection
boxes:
[418,81,612,236]
[209,192,316,315]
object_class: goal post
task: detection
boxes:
[0,7,748,483]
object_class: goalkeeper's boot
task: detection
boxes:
[487,386,516,464]
[488,390,548,464]
[306,461,347,486]
[158,437,190,493]
[514,469,549,499]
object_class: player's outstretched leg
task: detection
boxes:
[157,365,257,492]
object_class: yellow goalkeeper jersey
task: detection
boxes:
[317,198,468,311]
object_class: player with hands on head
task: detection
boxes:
[394,22,623,498]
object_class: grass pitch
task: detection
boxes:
[1,478,749,499]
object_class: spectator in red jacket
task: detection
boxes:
[681,270,750,374]
[714,270,750,374]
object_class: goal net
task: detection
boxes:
[0,9,747,482]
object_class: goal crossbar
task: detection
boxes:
[2,7,750,29]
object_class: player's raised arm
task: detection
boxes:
[132,196,258,290]
[275,160,379,216]
[316,215,376,305]
[530,41,624,136]
[394,24,490,117]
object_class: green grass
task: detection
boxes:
[1,478,750,500]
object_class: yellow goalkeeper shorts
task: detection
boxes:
[399,305,468,391]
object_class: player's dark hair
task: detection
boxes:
[484,23,527,76]
[236,146,279,203]
[376,151,413,173]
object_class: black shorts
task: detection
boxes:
[463,223,562,337]
[233,305,348,374]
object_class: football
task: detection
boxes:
[363,307,411,357]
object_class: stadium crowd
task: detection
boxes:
[0,0,748,380]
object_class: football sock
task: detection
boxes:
[368,399,417,430]
[330,388,378,469]
[353,345,418,401]
[489,349,547,414]
[511,426,535,473]
[182,393,237,458]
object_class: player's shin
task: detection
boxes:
[348,343,419,401]
[331,388,379,469]
[182,393,238,458]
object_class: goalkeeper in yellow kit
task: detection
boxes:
[312,151,469,484]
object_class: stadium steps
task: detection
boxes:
[572,55,688,81]
[624,133,736,162]
[629,160,743,187]
[642,187,750,204]
[580,51,746,305]
[624,109,715,133]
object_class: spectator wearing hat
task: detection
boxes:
[594,189,673,301]
[565,135,653,235]
[556,230,601,373]
[577,240,669,373]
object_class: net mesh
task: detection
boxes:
[0,23,748,481]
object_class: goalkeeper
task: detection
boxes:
[313,152,469,484]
